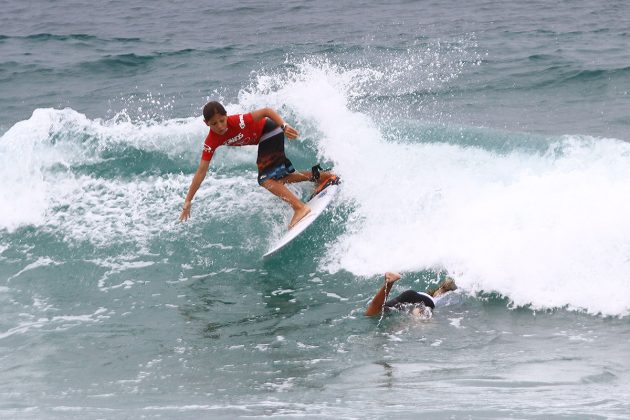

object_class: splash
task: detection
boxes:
[239,57,630,316]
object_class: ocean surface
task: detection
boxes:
[2,0,630,418]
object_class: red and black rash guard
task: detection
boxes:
[201,113,267,162]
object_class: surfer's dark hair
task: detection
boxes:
[203,101,227,121]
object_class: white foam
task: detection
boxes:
[324,292,349,301]
[0,306,109,340]
[240,59,630,316]
[0,107,207,233]
[8,257,62,281]
[327,132,630,316]
[90,257,156,291]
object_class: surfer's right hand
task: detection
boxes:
[179,201,191,222]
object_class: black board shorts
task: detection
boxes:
[256,118,295,185]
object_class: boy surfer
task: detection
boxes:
[179,101,337,229]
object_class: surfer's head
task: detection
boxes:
[203,101,228,135]
[203,101,227,121]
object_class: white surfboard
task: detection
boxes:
[263,184,339,257]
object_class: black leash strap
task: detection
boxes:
[310,164,323,181]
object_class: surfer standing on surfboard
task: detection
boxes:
[179,101,338,228]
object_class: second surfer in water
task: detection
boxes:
[364,272,458,317]
[179,101,338,228]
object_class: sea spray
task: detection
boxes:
[237,59,630,316]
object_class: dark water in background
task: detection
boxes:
[2,0,630,137]
[1,0,630,418]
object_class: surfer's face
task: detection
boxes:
[207,114,228,135]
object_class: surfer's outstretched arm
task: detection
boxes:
[365,272,401,317]
[179,159,210,221]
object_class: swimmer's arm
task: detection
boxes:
[364,272,401,317]
[179,159,210,221]
[250,107,298,140]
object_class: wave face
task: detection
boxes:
[2,57,630,316]
[2,2,630,417]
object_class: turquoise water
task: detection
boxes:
[2,1,630,418]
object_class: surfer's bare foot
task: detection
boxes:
[289,206,311,229]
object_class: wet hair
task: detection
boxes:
[203,101,227,121]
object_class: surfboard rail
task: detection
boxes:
[262,183,339,257]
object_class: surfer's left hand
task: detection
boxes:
[283,123,299,140]
[179,201,192,222]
